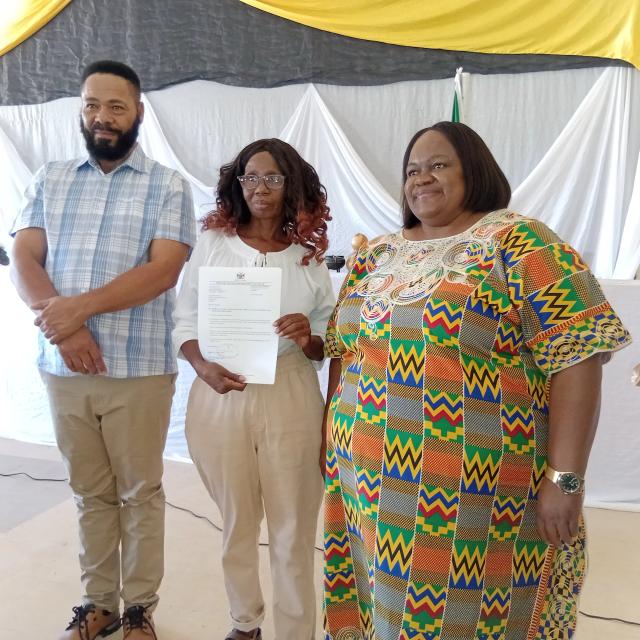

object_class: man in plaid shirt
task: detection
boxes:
[10,60,196,640]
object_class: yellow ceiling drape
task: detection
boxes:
[238,0,640,69]
[1,0,72,57]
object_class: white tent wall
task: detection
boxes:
[0,66,609,243]
[3,67,639,263]
[1,65,639,509]
[510,68,640,276]
[139,67,607,206]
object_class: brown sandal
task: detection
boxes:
[224,629,261,640]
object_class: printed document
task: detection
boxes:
[198,266,282,384]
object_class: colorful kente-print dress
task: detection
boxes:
[323,210,631,640]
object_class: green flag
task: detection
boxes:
[452,67,463,122]
[451,92,460,122]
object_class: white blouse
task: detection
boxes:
[173,228,336,358]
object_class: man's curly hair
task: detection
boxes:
[201,139,331,264]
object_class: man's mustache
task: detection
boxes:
[91,123,120,133]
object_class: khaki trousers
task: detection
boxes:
[42,372,176,612]
[186,349,324,640]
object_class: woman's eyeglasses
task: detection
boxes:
[237,175,286,190]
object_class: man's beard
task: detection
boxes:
[80,115,141,162]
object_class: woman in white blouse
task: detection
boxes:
[173,139,335,640]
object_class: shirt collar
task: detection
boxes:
[75,144,150,175]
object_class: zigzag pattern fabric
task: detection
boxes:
[323,210,630,640]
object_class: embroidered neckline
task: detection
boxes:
[351,210,522,322]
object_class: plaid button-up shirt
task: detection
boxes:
[12,145,197,378]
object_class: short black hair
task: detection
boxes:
[401,122,511,229]
[80,60,141,99]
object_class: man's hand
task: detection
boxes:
[197,361,246,394]
[32,295,88,344]
[57,327,106,375]
[274,313,311,349]
[536,478,583,547]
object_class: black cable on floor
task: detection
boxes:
[0,471,321,550]
[1,470,67,482]
[578,611,640,625]
[2,470,639,627]
[164,499,323,551]
[164,500,222,531]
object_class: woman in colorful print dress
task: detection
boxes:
[322,122,631,640]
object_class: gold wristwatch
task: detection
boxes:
[544,464,585,495]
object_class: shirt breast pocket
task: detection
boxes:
[123,197,161,264]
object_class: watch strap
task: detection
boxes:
[544,464,585,494]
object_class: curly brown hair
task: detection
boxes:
[201,139,331,264]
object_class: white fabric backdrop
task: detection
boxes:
[510,67,640,277]
[1,67,639,264]
[1,66,639,508]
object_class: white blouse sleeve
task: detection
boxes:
[172,230,211,358]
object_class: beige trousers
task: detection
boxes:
[42,372,176,612]
[186,349,324,640]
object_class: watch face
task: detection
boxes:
[559,473,582,494]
